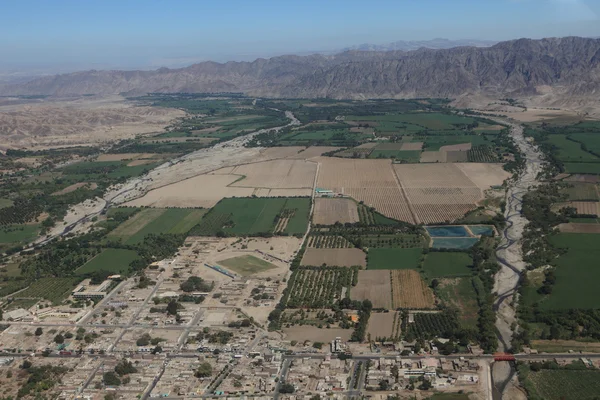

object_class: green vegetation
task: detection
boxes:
[284,267,358,308]
[366,248,422,270]
[218,255,277,276]
[120,208,206,244]
[518,360,600,400]
[76,248,140,275]
[189,197,310,237]
[435,277,479,329]
[14,277,81,304]
[369,149,421,162]
[423,252,473,278]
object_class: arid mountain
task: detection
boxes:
[340,38,497,52]
[2,37,599,105]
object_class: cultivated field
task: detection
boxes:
[283,326,351,342]
[76,248,140,274]
[229,159,316,189]
[15,277,82,304]
[301,248,366,267]
[558,222,600,233]
[286,267,357,308]
[367,248,422,270]
[316,157,415,223]
[367,311,402,340]
[306,235,354,248]
[351,270,392,309]
[423,252,473,278]
[527,370,600,400]
[391,269,435,309]
[567,201,599,216]
[312,198,359,225]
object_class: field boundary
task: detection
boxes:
[391,165,419,224]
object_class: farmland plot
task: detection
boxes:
[391,269,435,309]
[316,157,415,223]
[285,267,357,308]
[230,159,317,189]
[313,198,359,225]
[367,311,402,340]
[306,234,354,248]
[351,270,392,309]
[301,248,366,267]
[527,370,600,400]
[567,201,599,216]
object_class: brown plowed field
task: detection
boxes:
[569,201,599,215]
[445,150,469,162]
[288,146,341,159]
[420,151,446,163]
[301,248,366,267]
[440,143,472,152]
[564,174,600,183]
[367,312,401,339]
[316,157,415,223]
[230,159,316,189]
[391,269,435,309]
[454,163,510,189]
[351,270,392,309]
[400,142,423,151]
[313,198,360,225]
[558,223,600,233]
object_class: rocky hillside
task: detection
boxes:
[2,37,599,102]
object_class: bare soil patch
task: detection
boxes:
[440,143,472,152]
[356,142,378,149]
[97,153,145,161]
[420,151,446,163]
[567,201,599,216]
[301,248,366,267]
[564,174,600,183]
[391,269,435,309]
[283,326,351,342]
[288,146,340,159]
[400,142,423,151]
[558,222,600,233]
[367,312,400,340]
[125,174,255,208]
[445,150,469,162]
[51,182,97,196]
[454,163,510,189]
[351,270,392,309]
[313,198,359,225]
[230,159,316,189]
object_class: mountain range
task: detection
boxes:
[1,37,599,108]
[340,38,497,52]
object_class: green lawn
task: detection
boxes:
[0,198,13,209]
[218,255,277,276]
[423,252,473,278]
[76,248,140,275]
[541,233,600,310]
[366,248,422,270]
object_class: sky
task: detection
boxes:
[1,0,599,72]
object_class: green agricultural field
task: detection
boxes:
[108,208,206,244]
[369,149,421,162]
[218,255,277,276]
[423,135,490,151]
[192,197,310,236]
[354,233,426,248]
[0,198,13,209]
[563,162,600,174]
[0,224,39,245]
[435,277,479,328]
[526,370,600,400]
[546,135,599,162]
[541,233,600,310]
[76,248,140,275]
[366,248,422,270]
[569,133,600,155]
[16,277,81,304]
[423,252,473,278]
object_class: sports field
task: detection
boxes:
[76,248,140,275]
[218,255,277,276]
[423,252,473,278]
[366,248,422,270]
[108,208,207,244]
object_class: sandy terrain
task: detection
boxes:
[301,248,366,267]
[0,95,184,150]
[312,198,359,225]
[351,270,392,309]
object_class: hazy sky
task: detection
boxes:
[1,0,599,71]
